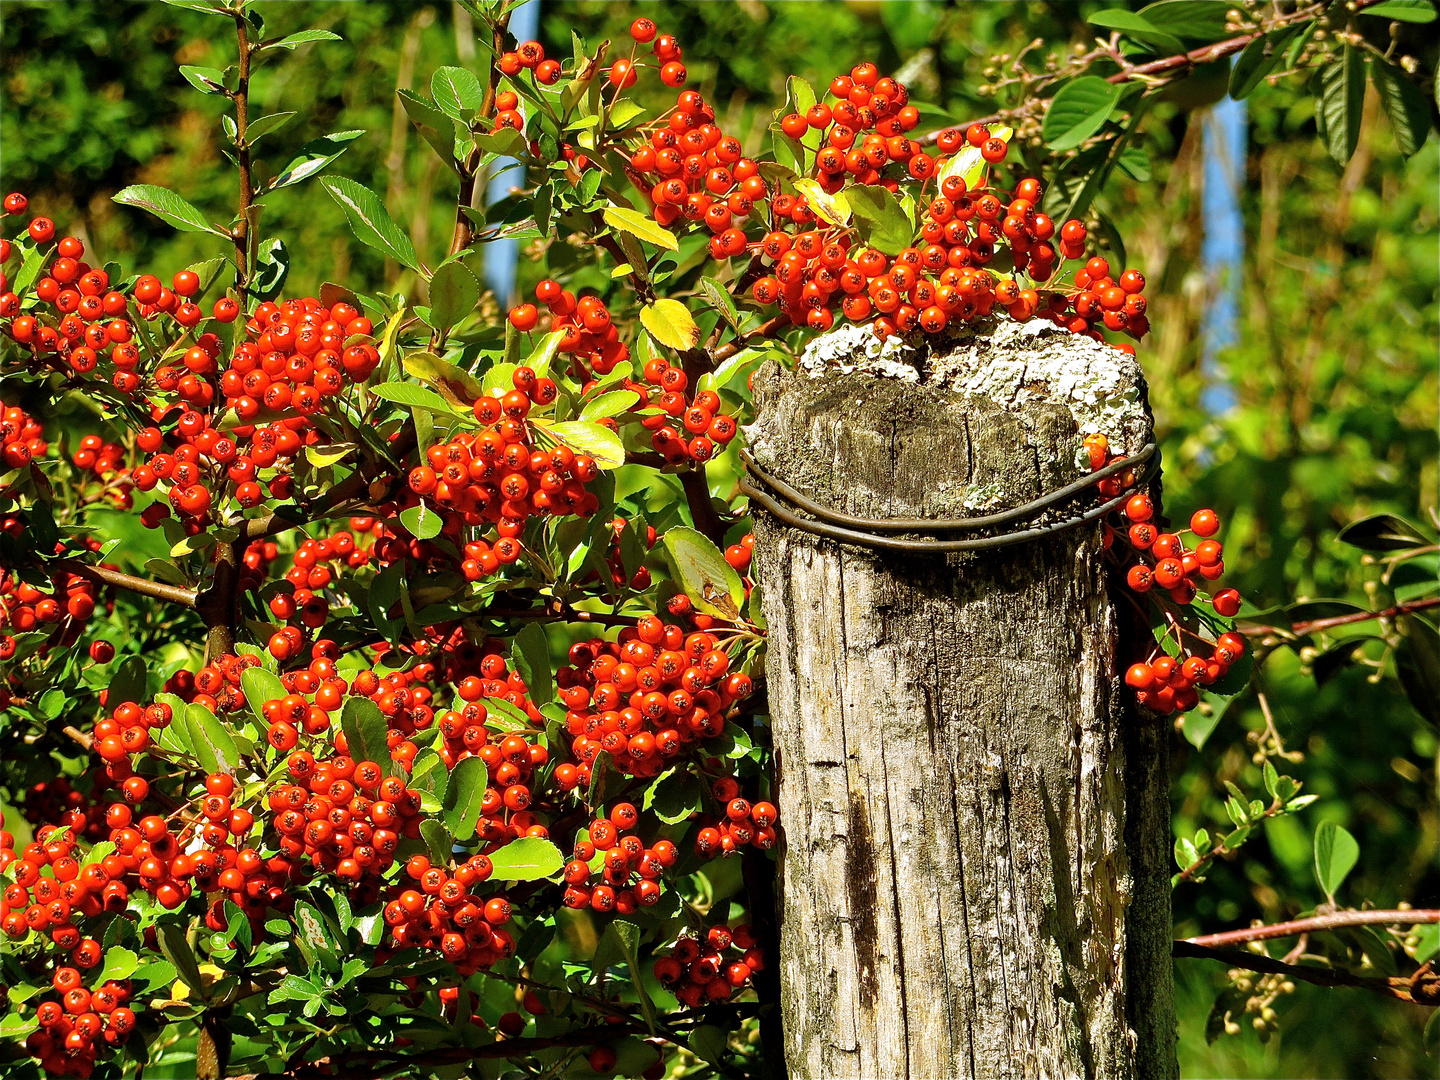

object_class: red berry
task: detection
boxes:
[1190,509,1220,537]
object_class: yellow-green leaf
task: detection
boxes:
[602,204,678,251]
[639,299,700,352]
[793,178,851,226]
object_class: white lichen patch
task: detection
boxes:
[927,319,1148,457]
[797,322,920,383]
[795,318,1150,461]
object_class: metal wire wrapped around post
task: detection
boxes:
[738,441,1160,554]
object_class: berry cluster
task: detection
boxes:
[408,365,602,570]
[1084,434,1247,717]
[495,38,561,88]
[637,361,739,465]
[653,923,766,1008]
[693,778,778,858]
[265,748,422,885]
[561,802,677,913]
[609,17,689,91]
[507,278,629,377]
[382,854,515,972]
[555,615,756,783]
[0,840,140,1080]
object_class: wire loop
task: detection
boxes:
[739,442,1160,554]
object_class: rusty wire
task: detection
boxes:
[738,442,1159,553]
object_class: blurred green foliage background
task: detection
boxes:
[2,2,1435,1075]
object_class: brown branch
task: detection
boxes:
[1240,596,1440,639]
[681,467,728,547]
[1185,909,1440,950]
[231,10,255,299]
[450,14,509,257]
[53,559,198,608]
[915,0,1372,148]
[1173,941,1438,1006]
[712,314,790,363]
[233,1025,642,1080]
[482,601,641,628]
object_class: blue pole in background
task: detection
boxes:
[483,0,540,307]
[1199,91,1246,415]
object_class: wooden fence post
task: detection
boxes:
[748,319,1177,1080]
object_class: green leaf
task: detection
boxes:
[696,276,741,331]
[1337,513,1431,551]
[639,299,701,351]
[602,204,678,251]
[544,420,625,470]
[252,238,290,302]
[98,946,139,984]
[1313,821,1360,900]
[1044,77,1124,151]
[178,65,227,95]
[480,696,532,731]
[645,768,702,824]
[340,696,395,774]
[370,382,457,413]
[398,89,460,169]
[321,177,419,270]
[431,65,485,121]
[240,666,286,731]
[399,503,443,541]
[1316,46,1366,165]
[409,748,448,811]
[1229,26,1304,100]
[420,818,453,866]
[846,183,915,256]
[157,923,206,999]
[294,901,341,970]
[1135,1,1230,42]
[486,836,564,881]
[1086,9,1185,54]
[186,702,239,775]
[592,919,658,1033]
[0,1014,39,1040]
[403,350,485,405]
[511,623,553,705]
[265,29,343,49]
[1360,0,1437,22]
[241,111,296,147]
[1396,615,1440,726]
[1414,922,1440,964]
[1116,144,1153,182]
[428,261,480,332]
[113,184,226,236]
[443,756,488,842]
[1369,59,1434,157]
[662,526,744,619]
[109,655,148,707]
[579,390,639,421]
[267,130,364,192]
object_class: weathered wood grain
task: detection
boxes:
[749,320,1176,1080]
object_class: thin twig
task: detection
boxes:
[52,559,198,608]
[1185,909,1440,949]
[1173,941,1438,1006]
